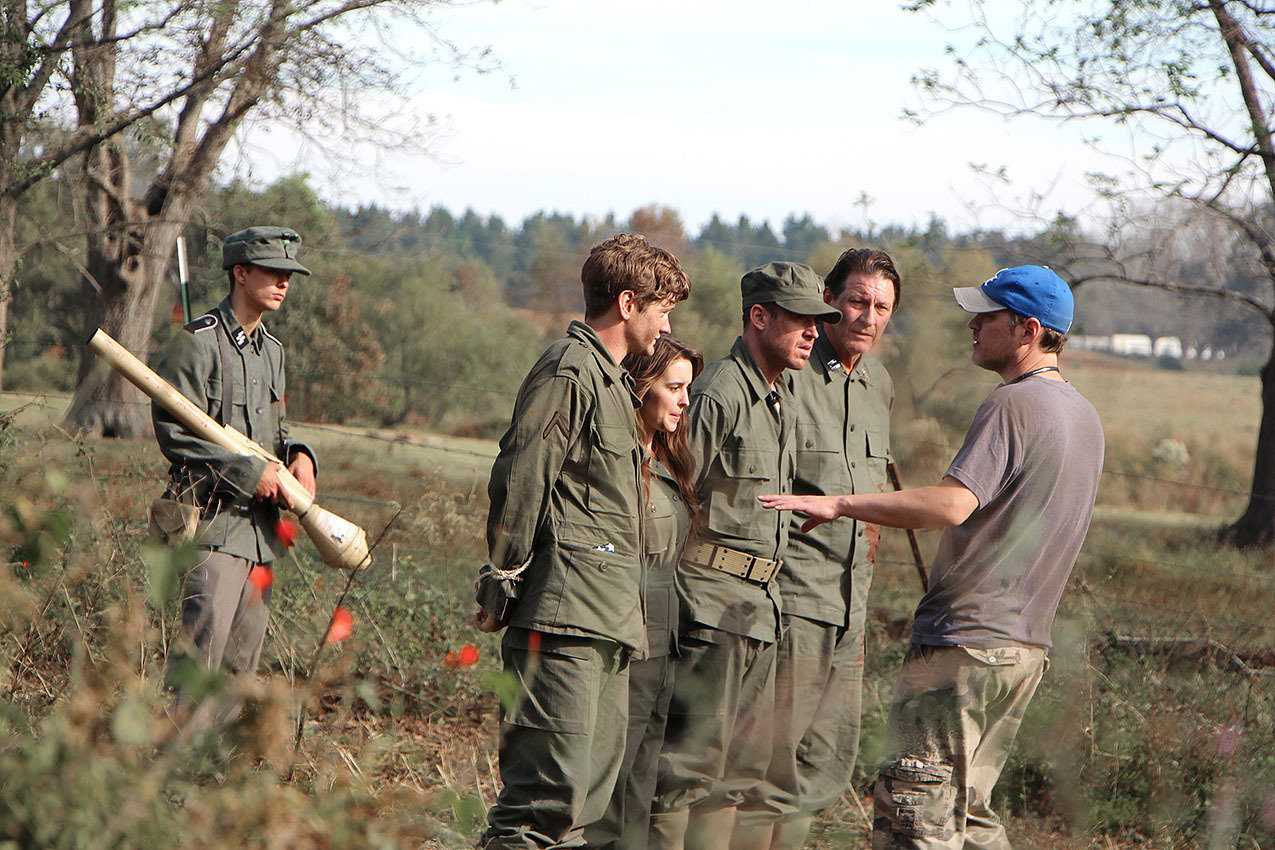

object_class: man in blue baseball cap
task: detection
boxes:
[760,265,1104,849]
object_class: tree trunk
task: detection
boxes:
[0,194,14,393]
[1222,331,1275,547]
[62,134,187,438]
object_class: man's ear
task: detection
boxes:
[748,303,768,332]
[617,289,636,320]
[823,288,835,307]
[1021,316,1043,346]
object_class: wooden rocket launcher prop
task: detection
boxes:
[86,329,372,571]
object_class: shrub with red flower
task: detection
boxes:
[247,565,273,600]
[444,643,481,668]
[323,605,354,646]
[275,518,298,548]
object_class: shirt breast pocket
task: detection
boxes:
[796,420,849,492]
[866,428,891,492]
[205,378,223,415]
[587,422,635,509]
[707,446,772,538]
[644,500,677,555]
[591,423,632,466]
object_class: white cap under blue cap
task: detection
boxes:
[952,265,1073,333]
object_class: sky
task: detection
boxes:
[240,0,1121,235]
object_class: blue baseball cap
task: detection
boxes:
[952,265,1073,333]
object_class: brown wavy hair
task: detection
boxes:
[623,336,704,516]
[581,233,691,319]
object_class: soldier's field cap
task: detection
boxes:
[741,262,841,323]
[222,226,311,275]
[953,265,1072,333]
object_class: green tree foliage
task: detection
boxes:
[907,0,1275,546]
[672,246,746,362]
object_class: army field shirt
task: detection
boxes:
[642,458,693,658]
[152,297,316,564]
[677,336,795,645]
[486,320,646,651]
[780,334,893,627]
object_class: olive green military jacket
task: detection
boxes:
[151,298,317,564]
[780,333,894,627]
[642,458,693,658]
[486,321,646,651]
[677,336,795,644]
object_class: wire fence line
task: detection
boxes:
[5,392,1275,646]
[1,389,1266,502]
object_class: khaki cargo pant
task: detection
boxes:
[482,628,630,850]
[167,550,272,731]
[872,643,1047,850]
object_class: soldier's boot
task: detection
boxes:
[727,811,774,850]
[767,815,813,850]
[650,809,691,850]
[685,806,737,850]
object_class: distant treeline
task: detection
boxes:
[7,175,1264,436]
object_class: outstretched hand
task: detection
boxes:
[758,494,843,533]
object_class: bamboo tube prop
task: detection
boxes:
[86,328,371,571]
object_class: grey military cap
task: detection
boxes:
[742,262,840,322]
[222,226,311,275]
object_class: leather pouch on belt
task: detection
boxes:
[149,498,199,545]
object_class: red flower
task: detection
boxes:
[247,565,273,599]
[323,606,354,647]
[458,643,480,666]
[527,631,542,654]
[275,518,299,548]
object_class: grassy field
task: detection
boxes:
[1,354,1273,848]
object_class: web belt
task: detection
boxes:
[683,542,782,586]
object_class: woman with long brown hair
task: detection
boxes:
[589,336,703,850]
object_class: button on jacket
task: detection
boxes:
[486,320,646,652]
[677,336,795,644]
[781,333,893,626]
[152,297,316,564]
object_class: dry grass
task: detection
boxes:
[3,353,1274,847]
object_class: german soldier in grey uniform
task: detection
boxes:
[651,262,840,850]
[477,234,690,850]
[752,249,900,849]
[153,226,318,724]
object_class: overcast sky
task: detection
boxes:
[239,0,1118,234]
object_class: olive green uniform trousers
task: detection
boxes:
[483,629,630,850]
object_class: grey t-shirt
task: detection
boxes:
[910,375,1104,650]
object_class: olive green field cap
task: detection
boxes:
[741,261,841,323]
[222,226,311,275]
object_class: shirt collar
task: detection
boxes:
[814,330,872,387]
[215,297,260,351]
[567,320,641,406]
[728,335,792,402]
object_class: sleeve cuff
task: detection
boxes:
[287,443,319,478]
